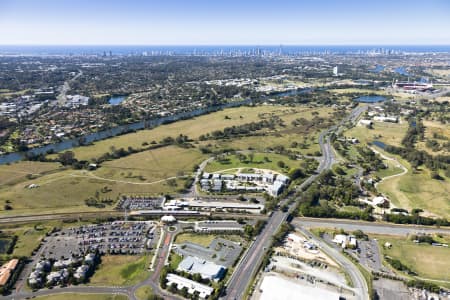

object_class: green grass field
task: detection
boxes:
[174,233,217,247]
[0,104,335,215]
[375,234,450,283]
[0,220,95,258]
[0,146,204,215]
[207,132,321,156]
[64,105,331,161]
[0,224,49,258]
[376,156,450,218]
[169,253,183,270]
[34,294,128,300]
[346,120,408,147]
[416,120,450,156]
[345,120,449,219]
[135,285,154,300]
[204,152,301,174]
[374,159,404,179]
[96,145,205,183]
[0,161,63,187]
[89,255,150,286]
[328,88,388,95]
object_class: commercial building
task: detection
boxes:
[166,273,213,298]
[201,170,290,197]
[333,234,357,249]
[177,256,226,281]
[0,259,18,286]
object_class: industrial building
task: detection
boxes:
[177,256,226,281]
[166,273,213,298]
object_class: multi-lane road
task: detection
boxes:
[294,217,450,236]
[223,105,367,300]
[5,226,180,300]
[295,226,369,300]
[4,103,445,300]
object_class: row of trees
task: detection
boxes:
[199,118,282,141]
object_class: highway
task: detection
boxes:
[6,226,181,300]
[294,217,450,236]
[0,211,123,225]
[296,225,369,300]
[0,103,422,300]
[223,105,367,300]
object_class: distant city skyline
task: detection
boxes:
[1,0,450,45]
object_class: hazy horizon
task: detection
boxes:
[1,0,449,45]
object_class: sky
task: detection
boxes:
[0,0,449,45]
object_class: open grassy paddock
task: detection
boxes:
[34,294,128,300]
[66,105,332,161]
[0,219,97,258]
[344,119,449,218]
[0,146,204,215]
[207,131,322,156]
[96,145,205,183]
[373,158,404,179]
[89,255,151,286]
[416,119,450,156]
[0,161,63,186]
[174,232,217,247]
[0,104,336,215]
[346,120,408,147]
[135,285,154,300]
[204,152,303,174]
[374,234,450,284]
[425,68,450,78]
[375,149,450,218]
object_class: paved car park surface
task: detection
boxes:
[174,238,242,267]
[42,221,155,259]
[117,196,165,210]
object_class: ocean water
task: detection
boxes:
[0,45,449,56]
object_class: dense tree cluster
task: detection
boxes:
[296,170,373,221]
[385,144,450,171]
[383,213,449,226]
[401,119,425,148]
[384,256,416,275]
[199,118,281,140]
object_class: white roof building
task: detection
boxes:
[237,173,262,181]
[275,174,289,184]
[74,265,90,279]
[46,269,69,284]
[177,256,226,280]
[166,273,213,299]
[84,253,96,264]
[373,116,398,123]
[161,215,177,223]
[333,234,357,249]
[221,174,235,180]
[373,196,389,206]
[359,119,373,126]
[270,180,285,196]
[286,233,304,243]
[263,173,275,183]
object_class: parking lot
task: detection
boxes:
[41,221,155,259]
[117,196,165,210]
[194,220,244,233]
[357,239,388,273]
[174,237,242,267]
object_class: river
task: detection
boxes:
[0,88,311,164]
